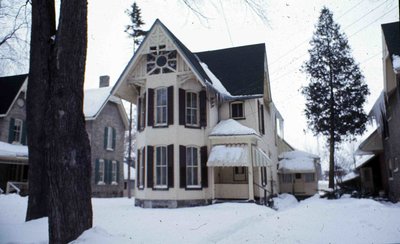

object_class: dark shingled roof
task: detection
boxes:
[0,74,27,115]
[382,21,400,59]
[195,44,265,96]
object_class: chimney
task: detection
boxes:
[99,75,110,88]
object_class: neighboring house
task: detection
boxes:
[123,162,136,197]
[278,150,321,198]
[84,76,129,197]
[0,74,128,197]
[0,74,29,194]
[112,19,284,208]
[355,21,400,202]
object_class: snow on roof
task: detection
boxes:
[355,154,375,168]
[210,119,259,137]
[83,87,112,118]
[0,141,28,158]
[199,62,231,97]
[393,54,400,73]
[124,163,135,180]
[342,171,359,182]
[278,158,316,173]
[279,150,319,160]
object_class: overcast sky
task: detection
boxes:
[85,0,399,157]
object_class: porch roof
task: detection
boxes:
[207,144,270,167]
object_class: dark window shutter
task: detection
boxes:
[179,88,185,125]
[143,93,146,129]
[167,144,174,188]
[142,147,146,188]
[199,90,207,127]
[137,97,142,130]
[8,118,15,143]
[103,127,108,149]
[147,146,154,188]
[136,150,141,188]
[147,89,154,127]
[21,120,27,145]
[95,159,100,183]
[116,161,120,184]
[168,86,174,125]
[179,145,186,188]
[201,146,208,188]
[112,127,116,150]
[261,104,265,135]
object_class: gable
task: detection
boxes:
[0,74,27,116]
[196,44,265,96]
[382,21,400,60]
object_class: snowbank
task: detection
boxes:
[273,193,299,211]
[393,54,400,73]
[1,194,400,243]
[210,119,259,136]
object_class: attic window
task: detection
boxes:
[147,45,177,75]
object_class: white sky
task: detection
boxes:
[85,0,399,155]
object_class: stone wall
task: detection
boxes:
[0,92,26,143]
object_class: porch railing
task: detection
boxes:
[6,181,28,195]
[253,182,274,208]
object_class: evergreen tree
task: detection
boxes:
[125,2,147,50]
[302,7,369,190]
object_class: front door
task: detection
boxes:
[294,173,305,194]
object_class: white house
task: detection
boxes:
[112,19,285,208]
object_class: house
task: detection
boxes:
[84,76,129,197]
[354,21,400,201]
[278,150,321,198]
[123,162,136,197]
[112,19,285,208]
[0,74,129,197]
[0,74,29,194]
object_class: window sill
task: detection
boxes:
[111,182,118,185]
[184,125,200,129]
[153,186,169,191]
[153,125,168,128]
[186,186,202,190]
[106,148,115,152]
[231,117,246,120]
[97,182,105,185]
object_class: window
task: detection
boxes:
[155,88,168,126]
[282,174,292,183]
[104,126,115,151]
[295,173,302,179]
[155,146,168,188]
[98,159,105,184]
[138,148,145,189]
[261,167,267,186]
[186,147,200,187]
[231,101,244,119]
[304,173,315,182]
[258,101,265,134]
[147,45,177,75]
[111,161,117,184]
[186,92,198,126]
[13,119,23,144]
[138,94,146,131]
[234,167,247,181]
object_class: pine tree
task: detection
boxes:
[125,2,147,50]
[302,7,369,190]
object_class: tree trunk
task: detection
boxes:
[27,0,92,242]
[26,0,56,221]
[328,132,335,189]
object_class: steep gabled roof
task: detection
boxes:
[0,74,28,116]
[196,44,265,96]
[382,21,400,59]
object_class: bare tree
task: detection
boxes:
[0,0,30,75]
[27,0,92,243]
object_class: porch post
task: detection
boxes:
[211,167,215,200]
[248,144,254,201]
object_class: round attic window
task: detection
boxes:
[156,55,167,67]
[17,98,25,107]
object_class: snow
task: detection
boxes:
[210,119,259,136]
[0,141,28,158]
[123,163,135,180]
[342,171,360,182]
[279,150,319,160]
[199,62,232,97]
[1,194,400,243]
[207,144,248,167]
[393,54,400,73]
[355,154,375,168]
[278,150,319,173]
[84,87,112,118]
[279,158,316,173]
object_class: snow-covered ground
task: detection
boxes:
[1,194,400,244]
